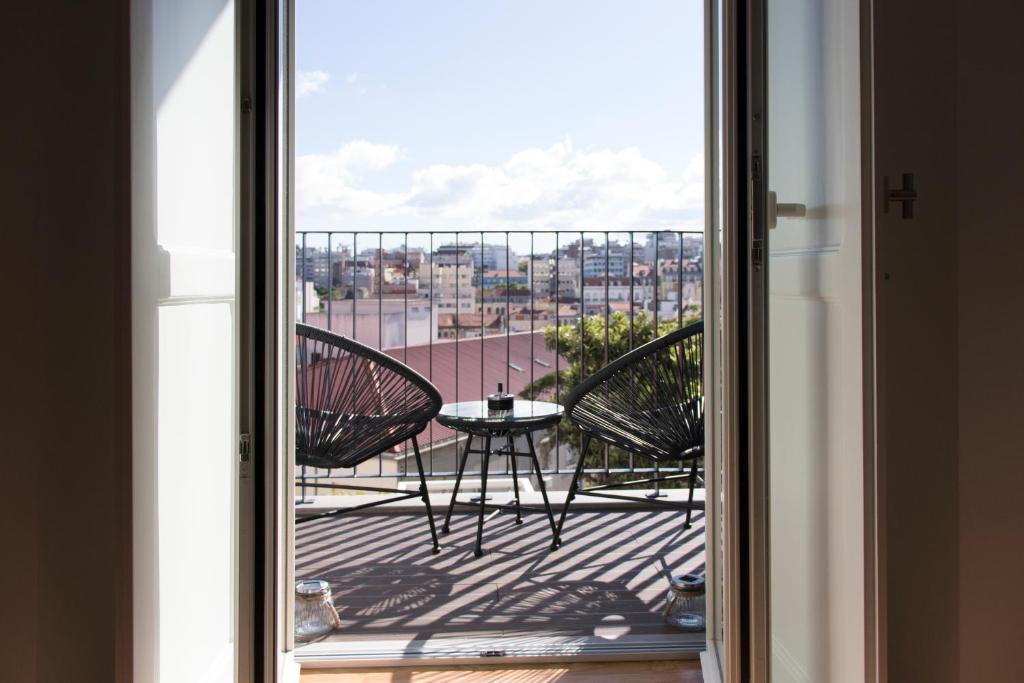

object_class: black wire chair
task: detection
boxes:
[552,320,704,549]
[294,323,442,553]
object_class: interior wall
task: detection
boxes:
[955,1,1024,680]
[878,0,1024,681]
[873,0,959,680]
[0,2,132,682]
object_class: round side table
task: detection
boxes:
[437,400,563,557]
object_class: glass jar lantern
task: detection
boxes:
[663,573,706,632]
[294,579,341,641]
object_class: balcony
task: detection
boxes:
[294,230,706,658]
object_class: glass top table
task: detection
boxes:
[436,400,563,556]
[437,399,564,434]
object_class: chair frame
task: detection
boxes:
[293,324,443,554]
[552,321,704,549]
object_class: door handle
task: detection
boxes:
[884,173,917,219]
[768,190,807,229]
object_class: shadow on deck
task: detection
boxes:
[296,505,706,645]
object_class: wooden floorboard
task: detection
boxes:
[300,660,704,682]
[296,507,705,644]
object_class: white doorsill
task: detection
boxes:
[295,633,704,669]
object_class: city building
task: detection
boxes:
[302,298,432,350]
[477,269,529,288]
[435,313,502,339]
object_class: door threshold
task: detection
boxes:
[296,633,704,669]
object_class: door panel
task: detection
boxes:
[765,0,864,680]
[132,0,241,680]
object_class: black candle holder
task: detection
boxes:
[487,383,514,410]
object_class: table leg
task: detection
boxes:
[475,435,492,557]
[508,434,522,524]
[526,431,558,542]
[442,433,473,534]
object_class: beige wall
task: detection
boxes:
[0,2,131,682]
[955,1,1024,680]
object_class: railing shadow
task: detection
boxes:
[295,505,706,645]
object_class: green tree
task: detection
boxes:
[520,309,701,486]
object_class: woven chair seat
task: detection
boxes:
[577,399,704,462]
[295,324,441,470]
[551,321,705,548]
[565,321,704,463]
[295,409,430,469]
[295,323,444,552]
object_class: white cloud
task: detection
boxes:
[346,72,359,84]
[296,138,704,230]
[296,70,330,97]
[296,141,404,217]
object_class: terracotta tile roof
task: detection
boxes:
[384,331,565,446]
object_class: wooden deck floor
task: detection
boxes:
[295,504,706,644]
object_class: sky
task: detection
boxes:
[295,0,704,235]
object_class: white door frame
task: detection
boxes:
[239,0,295,679]
[258,0,774,676]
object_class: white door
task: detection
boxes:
[759,0,866,680]
[132,0,244,680]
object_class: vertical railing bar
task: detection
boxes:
[678,231,684,330]
[480,232,484,405]
[604,232,610,474]
[327,233,333,331]
[378,232,383,351]
[578,231,584,464]
[351,233,357,339]
[429,232,434,475]
[554,231,560,475]
[651,232,660,496]
[530,232,535,401]
[629,232,634,350]
[505,230,511,392]
[455,232,459,407]
[300,233,307,323]
[350,233,357,477]
[628,231,634,473]
[604,233,610,365]
[504,232,511,476]
[654,231,660,334]
[326,233,333,486]
[404,232,409,477]
[378,232,383,478]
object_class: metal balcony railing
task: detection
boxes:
[295,230,704,495]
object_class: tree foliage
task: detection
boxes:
[520,309,702,485]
